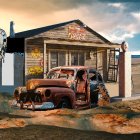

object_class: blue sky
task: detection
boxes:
[126,33,140,51]
[0,0,139,51]
[0,0,140,85]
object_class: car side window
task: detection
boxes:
[47,70,60,79]
[89,69,97,81]
[98,73,103,82]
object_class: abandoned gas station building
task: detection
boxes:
[6,19,120,88]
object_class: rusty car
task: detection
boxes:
[13,66,110,110]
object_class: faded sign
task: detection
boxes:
[28,66,43,75]
[31,47,41,58]
[27,47,43,75]
[68,25,86,41]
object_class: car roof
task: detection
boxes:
[50,66,97,72]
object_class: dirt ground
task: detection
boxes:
[0,124,140,140]
[0,93,140,140]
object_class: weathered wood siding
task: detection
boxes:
[24,21,115,82]
[29,22,105,44]
[25,38,44,81]
[85,49,97,69]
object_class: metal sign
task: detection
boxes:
[68,25,86,41]
[0,28,7,62]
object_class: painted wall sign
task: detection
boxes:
[68,25,86,41]
[28,66,43,75]
[31,47,41,58]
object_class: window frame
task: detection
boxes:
[70,51,85,66]
[49,50,67,69]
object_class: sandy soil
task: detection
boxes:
[1,59,140,139]
[0,94,140,140]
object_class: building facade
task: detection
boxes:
[5,19,120,91]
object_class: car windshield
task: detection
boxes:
[47,69,74,80]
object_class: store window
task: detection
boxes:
[50,51,66,68]
[59,52,65,66]
[79,53,84,65]
[71,52,78,65]
[71,52,84,66]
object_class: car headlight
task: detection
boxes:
[45,89,51,97]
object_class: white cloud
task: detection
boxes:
[101,28,133,43]
[131,12,140,21]
[0,1,139,45]
[131,51,140,55]
[108,3,125,10]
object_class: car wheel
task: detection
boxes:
[58,98,71,109]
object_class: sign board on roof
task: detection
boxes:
[68,25,86,41]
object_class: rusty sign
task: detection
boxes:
[68,25,86,41]
[31,47,41,58]
[28,66,43,75]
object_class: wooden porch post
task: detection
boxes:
[43,42,46,79]
[103,49,108,82]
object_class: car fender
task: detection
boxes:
[46,87,76,108]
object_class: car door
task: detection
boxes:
[97,72,104,86]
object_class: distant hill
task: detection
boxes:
[131,55,140,58]
[116,55,140,65]
[116,55,140,59]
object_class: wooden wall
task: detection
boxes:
[25,40,109,82]
[24,21,115,82]
[25,39,44,81]
[29,22,105,44]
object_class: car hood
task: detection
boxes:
[26,79,72,91]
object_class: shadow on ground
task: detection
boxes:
[0,125,140,140]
